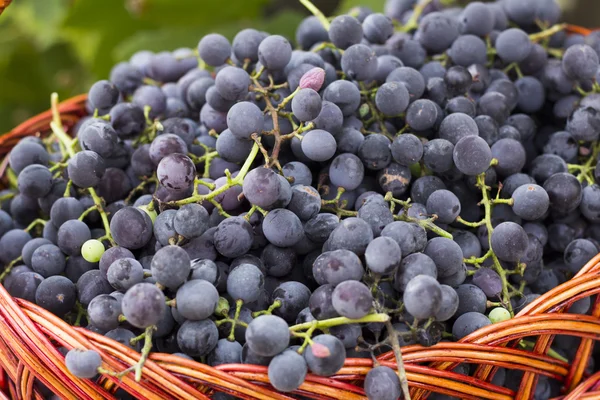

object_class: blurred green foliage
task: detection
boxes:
[0,0,385,133]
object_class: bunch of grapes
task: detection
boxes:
[1,0,599,398]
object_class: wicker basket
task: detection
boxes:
[2,25,600,400]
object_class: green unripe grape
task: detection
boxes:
[488,307,511,323]
[81,239,105,263]
[138,204,157,223]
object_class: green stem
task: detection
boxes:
[50,93,76,158]
[299,0,330,30]
[88,188,116,246]
[0,256,23,281]
[167,143,259,207]
[289,313,389,332]
[399,0,432,32]
[385,319,411,400]
[528,23,567,42]
[24,219,47,232]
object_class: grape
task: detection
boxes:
[282,162,312,187]
[110,62,143,96]
[471,268,503,299]
[490,138,526,177]
[296,16,329,49]
[7,271,44,303]
[308,284,338,320]
[359,134,392,171]
[88,80,119,115]
[87,294,122,331]
[81,239,105,263]
[459,2,494,36]
[31,244,66,278]
[99,247,135,277]
[9,193,38,225]
[390,134,422,168]
[243,167,286,209]
[444,66,472,96]
[227,263,264,303]
[290,88,321,123]
[9,141,50,174]
[189,258,219,284]
[496,28,532,63]
[208,339,243,367]
[455,283,487,317]
[301,129,336,162]
[245,315,290,357]
[423,139,454,173]
[489,307,511,323]
[304,213,339,243]
[232,28,265,61]
[214,66,250,101]
[214,217,254,258]
[323,80,361,117]
[328,153,365,192]
[110,207,153,250]
[375,82,409,117]
[177,319,219,357]
[328,15,363,50]
[562,44,599,81]
[77,270,113,306]
[57,219,91,256]
[132,85,167,119]
[426,190,461,224]
[107,258,144,291]
[529,154,568,183]
[564,239,598,273]
[341,44,377,82]
[566,106,600,142]
[226,101,263,139]
[449,34,487,67]
[326,217,374,256]
[312,101,343,136]
[312,248,364,286]
[65,349,102,379]
[452,135,492,176]
[491,222,529,262]
[364,366,401,400]
[258,35,292,71]
[365,236,402,275]
[67,151,106,188]
[287,185,321,221]
[35,276,77,317]
[122,283,166,328]
[21,237,52,267]
[362,13,393,44]
[176,279,218,320]
[79,121,118,158]
[543,172,582,213]
[434,285,459,322]
[198,34,231,66]
[543,131,578,161]
[452,312,491,339]
[416,12,459,53]
[403,275,442,319]
[515,76,545,113]
[424,237,463,278]
[511,184,549,221]
[304,334,346,376]
[271,281,311,322]
[17,165,53,199]
[268,350,307,392]
[261,244,296,277]
[151,245,190,289]
[332,280,373,319]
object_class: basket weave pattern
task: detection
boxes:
[1,93,600,399]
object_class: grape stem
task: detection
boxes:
[456,172,515,315]
[299,0,330,30]
[0,256,23,281]
[164,142,259,207]
[385,319,412,400]
[88,187,116,246]
[24,218,47,232]
[528,23,567,42]
[399,0,433,33]
[111,325,155,382]
[252,300,281,318]
[289,312,389,332]
[228,299,244,341]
